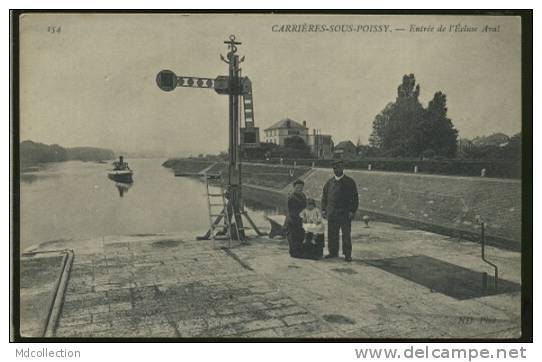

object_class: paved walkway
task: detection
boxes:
[24,221,521,339]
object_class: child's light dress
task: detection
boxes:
[300,208,325,234]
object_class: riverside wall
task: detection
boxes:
[300,169,521,250]
[164,159,522,250]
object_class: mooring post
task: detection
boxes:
[482,272,488,290]
[481,222,487,290]
[480,222,499,291]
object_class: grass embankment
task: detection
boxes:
[162,158,520,247]
[162,159,215,175]
[162,158,310,190]
[302,169,521,244]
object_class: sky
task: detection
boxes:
[19,13,522,156]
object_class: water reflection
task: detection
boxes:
[115,182,133,198]
[20,171,58,184]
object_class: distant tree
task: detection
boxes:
[460,144,499,159]
[241,142,279,160]
[421,91,458,158]
[393,74,426,157]
[369,74,458,158]
[49,144,69,162]
[458,132,520,160]
[421,148,436,159]
[357,144,383,157]
[283,136,307,151]
[369,102,394,149]
[503,133,521,160]
[369,74,425,156]
[270,136,312,159]
[471,133,510,147]
[334,140,357,159]
[260,142,279,158]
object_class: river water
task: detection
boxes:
[19,159,277,250]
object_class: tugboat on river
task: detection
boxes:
[107,156,133,183]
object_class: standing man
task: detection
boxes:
[321,160,359,262]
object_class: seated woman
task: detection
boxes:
[285,179,307,258]
[285,182,324,260]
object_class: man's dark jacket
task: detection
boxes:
[321,175,359,219]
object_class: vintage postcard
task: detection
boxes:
[11,11,531,342]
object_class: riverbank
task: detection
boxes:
[18,219,521,339]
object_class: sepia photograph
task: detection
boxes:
[11,10,532,342]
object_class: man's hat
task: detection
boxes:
[332,160,344,167]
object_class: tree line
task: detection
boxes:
[241,136,313,160]
[367,74,521,161]
[458,133,521,161]
[20,140,115,166]
[204,73,522,162]
[369,74,458,158]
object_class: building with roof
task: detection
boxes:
[333,140,357,159]
[307,131,334,159]
[263,118,309,146]
[262,118,334,159]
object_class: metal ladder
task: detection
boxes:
[242,83,255,128]
[204,173,240,248]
